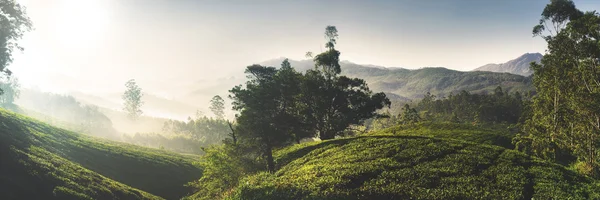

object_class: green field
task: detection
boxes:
[224,124,600,199]
[0,108,202,200]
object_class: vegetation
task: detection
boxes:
[125,114,231,154]
[0,0,32,74]
[416,87,526,124]
[13,89,118,139]
[4,0,600,199]
[229,26,390,173]
[210,95,226,120]
[0,108,202,199]
[226,133,600,199]
[0,73,19,104]
[123,79,144,121]
[514,0,600,176]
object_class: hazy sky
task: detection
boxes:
[9,0,600,97]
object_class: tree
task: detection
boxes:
[209,95,225,120]
[0,74,19,104]
[515,0,600,176]
[302,26,391,140]
[122,79,143,121]
[0,0,32,75]
[399,104,420,124]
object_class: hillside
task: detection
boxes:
[0,108,202,200]
[224,124,599,199]
[473,53,542,76]
[260,57,534,100]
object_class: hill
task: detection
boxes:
[260,58,534,100]
[473,53,542,76]
[0,108,202,200]
[224,124,599,199]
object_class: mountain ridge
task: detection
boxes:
[472,53,542,76]
[260,54,535,102]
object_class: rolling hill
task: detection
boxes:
[0,108,203,200]
[473,53,542,76]
[223,123,600,199]
[261,57,534,100]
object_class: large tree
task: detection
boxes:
[302,26,391,140]
[122,79,144,121]
[515,0,600,175]
[229,62,304,172]
[0,0,32,74]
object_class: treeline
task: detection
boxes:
[417,87,527,124]
[12,89,117,138]
[125,113,230,154]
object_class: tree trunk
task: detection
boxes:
[265,143,275,173]
[227,120,237,146]
[319,130,335,140]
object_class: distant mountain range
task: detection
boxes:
[472,53,542,76]
[261,54,535,102]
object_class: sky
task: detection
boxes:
[8,0,600,101]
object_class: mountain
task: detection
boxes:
[0,108,202,200]
[473,53,543,76]
[260,58,534,101]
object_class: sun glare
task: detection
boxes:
[54,0,111,47]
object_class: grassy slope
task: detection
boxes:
[227,124,599,199]
[0,109,202,200]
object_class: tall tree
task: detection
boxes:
[302,26,391,140]
[122,79,144,121]
[209,95,225,120]
[0,0,32,75]
[515,0,600,175]
[0,74,19,104]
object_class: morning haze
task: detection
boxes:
[13,0,594,108]
[2,0,600,198]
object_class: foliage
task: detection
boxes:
[210,95,226,120]
[229,60,306,172]
[0,0,32,73]
[515,0,600,176]
[399,104,420,124]
[226,134,600,199]
[162,115,230,146]
[123,132,204,154]
[0,73,19,104]
[122,79,144,121]
[301,26,390,140]
[0,108,203,199]
[369,122,517,149]
[185,144,262,200]
[228,26,389,173]
[416,88,525,125]
[11,89,118,138]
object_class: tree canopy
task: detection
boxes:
[0,0,32,74]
